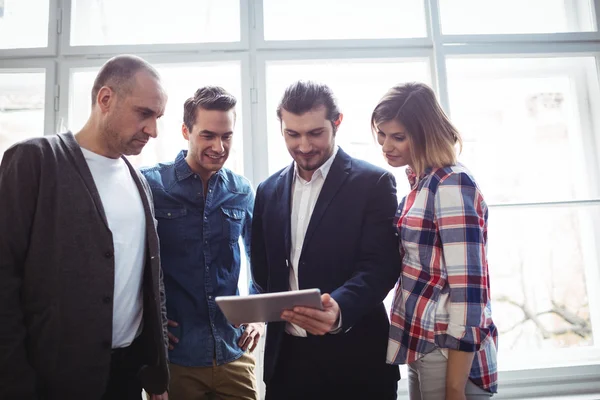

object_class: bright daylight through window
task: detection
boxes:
[1,0,599,398]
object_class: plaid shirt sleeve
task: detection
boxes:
[434,171,494,352]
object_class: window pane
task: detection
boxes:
[490,204,600,370]
[440,0,596,34]
[0,71,45,161]
[263,0,426,40]
[0,0,49,49]
[447,57,600,204]
[67,62,244,174]
[70,0,240,46]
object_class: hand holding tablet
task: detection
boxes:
[215,288,323,326]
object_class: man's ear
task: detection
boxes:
[96,86,114,113]
[182,123,191,141]
[332,113,344,134]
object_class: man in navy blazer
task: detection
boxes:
[251,81,401,399]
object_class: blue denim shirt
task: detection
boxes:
[141,150,254,367]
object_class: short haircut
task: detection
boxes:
[371,82,462,177]
[91,54,160,106]
[276,81,341,132]
[183,86,237,132]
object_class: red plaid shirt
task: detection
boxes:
[387,164,498,393]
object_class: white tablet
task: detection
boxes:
[216,288,323,326]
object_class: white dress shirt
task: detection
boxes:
[286,146,339,336]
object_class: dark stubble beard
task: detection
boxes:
[102,115,147,157]
[300,145,334,172]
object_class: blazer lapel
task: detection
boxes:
[58,132,110,231]
[302,149,352,251]
[276,164,294,260]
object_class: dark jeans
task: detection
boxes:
[101,338,144,400]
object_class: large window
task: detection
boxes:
[2,0,600,398]
[447,55,600,371]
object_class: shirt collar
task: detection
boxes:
[294,146,339,183]
[174,150,226,183]
[406,165,433,189]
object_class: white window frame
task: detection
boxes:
[0,0,599,397]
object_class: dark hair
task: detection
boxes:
[183,86,237,131]
[91,54,160,106]
[276,81,341,132]
[371,82,462,177]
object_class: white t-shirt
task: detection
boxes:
[80,147,146,348]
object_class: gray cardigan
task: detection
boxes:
[0,133,169,399]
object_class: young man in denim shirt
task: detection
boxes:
[142,87,262,400]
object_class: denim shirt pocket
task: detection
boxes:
[155,208,188,244]
[221,207,245,243]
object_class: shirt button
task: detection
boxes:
[209,190,212,193]
[208,295,212,299]
[103,296,111,304]
[167,212,172,217]
[204,216,207,220]
[204,240,208,245]
[194,175,198,179]
[104,251,113,258]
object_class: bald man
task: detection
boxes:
[0,55,170,400]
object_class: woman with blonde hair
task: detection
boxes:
[372,82,498,400]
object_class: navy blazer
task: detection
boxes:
[251,148,401,384]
